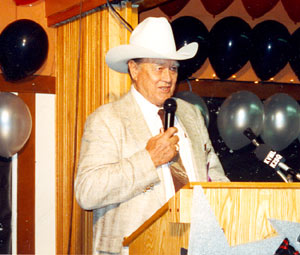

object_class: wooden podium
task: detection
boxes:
[123,182,300,254]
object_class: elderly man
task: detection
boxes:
[75,17,229,255]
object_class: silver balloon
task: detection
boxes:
[0,92,32,158]
[217,90,264,150]
[260,93,300,151]
[175,91,210,127]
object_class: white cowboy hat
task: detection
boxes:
[105,17,198,73]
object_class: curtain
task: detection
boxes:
[56,3,138,254]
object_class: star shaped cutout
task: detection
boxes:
[188,186,300,255]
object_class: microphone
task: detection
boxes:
[243,128,260,147]
[163,98,177,131]
[255,144,300,181]
[243,128,300,182]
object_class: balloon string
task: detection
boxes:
[67,0,83,253]
[187,79,193,91]
[15,3,17,20]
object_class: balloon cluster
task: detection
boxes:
[171,16,300,81]
[217,91,300,151]
[0,19,48,82]
[0,92,32,158]
[160,0,300,24]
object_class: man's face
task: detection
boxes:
[128,58,179,107]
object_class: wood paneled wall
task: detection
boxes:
[0,74,55,254]
[55,3,137,254]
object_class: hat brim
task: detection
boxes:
[105,42,198,73]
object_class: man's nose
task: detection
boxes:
[161,68,172,82]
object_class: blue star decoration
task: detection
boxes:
[188,186,300,255]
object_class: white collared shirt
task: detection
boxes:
[131,86,196,201]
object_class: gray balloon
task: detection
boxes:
[175,91,210,127]
[0,92,32,158]
[217,90,264,150]
[261,93,300,151]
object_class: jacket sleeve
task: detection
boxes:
[75,106,161,210]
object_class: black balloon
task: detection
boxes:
[209,16,252,80]
[0,19,48,82]
[250,20,291,81]
[289,27,300,81]
[171,16,209,81]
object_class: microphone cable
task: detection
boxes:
[106,0,133,33]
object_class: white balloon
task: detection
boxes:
[0,92,32,158]
[261,93,300,151]
[217,90,264,150]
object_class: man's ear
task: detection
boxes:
[128,60,139,81]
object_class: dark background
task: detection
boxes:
[204,97,300,182]
[0,157,11,254]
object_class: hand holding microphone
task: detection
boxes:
[146,98,179,167]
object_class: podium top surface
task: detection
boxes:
[187,181,300,189]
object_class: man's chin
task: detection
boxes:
[157,98,172,107]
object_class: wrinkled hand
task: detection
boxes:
[146,127,179,167]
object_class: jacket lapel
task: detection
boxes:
[119,91,152,149]
[175,99,208,181]
[117,91,167,204]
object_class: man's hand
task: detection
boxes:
[146,127,179,167]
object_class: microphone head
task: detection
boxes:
[254,144,273,161]
[243,128,257,141]
[163,98,177,113]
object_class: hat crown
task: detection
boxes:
[130,17,176,55]
[105,17,198,73]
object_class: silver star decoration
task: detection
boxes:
[188,186,300,255]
